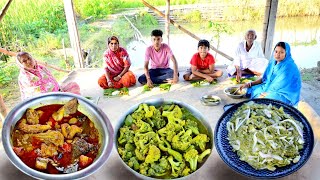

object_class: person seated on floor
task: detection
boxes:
[16,52,80,100]
[98,36,136,89]
[239,42,301,107]
[226,29,268,82]
[183,39,223,82]
[138,29,179,87]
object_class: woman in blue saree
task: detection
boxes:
[240,42,301,106]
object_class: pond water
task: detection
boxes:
[127,16,320,69]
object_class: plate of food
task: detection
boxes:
[214,98,314,179]
[201,95,221,106]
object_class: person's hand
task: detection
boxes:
[259,92,267,98]
[236,67,241,83]
[147,78,153,88]
[236,74,241,83]
[239,82,252,90]
[107,81,114,88]
[172,75,179,84]
[239,84,246,91]
[205,76,214,83]
[113,75,121,82]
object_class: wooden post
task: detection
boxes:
[0,94,7,122]
[165,0,170,45]
[63,0,83,68]
[0,0,12,22]
[262,0,278,59]
[141,0,233,61]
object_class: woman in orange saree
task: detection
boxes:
[98,36,136,89]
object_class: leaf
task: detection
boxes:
[159,84,171,91]
[142,84,171,93]
[191,80,217,87]
[103,87,129,97]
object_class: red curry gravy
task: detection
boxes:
[11,103,100,174]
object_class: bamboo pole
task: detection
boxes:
[0,47,71,73]
[0,0,12,22]
[141,0,234,61]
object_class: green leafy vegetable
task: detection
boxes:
[191,80,217,87]
[227,101,304,171]
[103,87,129,96]
[142,84,171,93]
[117,103,212,178]
[230,76,257,84]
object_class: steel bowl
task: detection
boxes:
[1,92,114,180]
[114,98,214,180]
[224,86,247,99]
[201,95,221,106]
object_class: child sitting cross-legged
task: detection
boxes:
[183,39,223,82]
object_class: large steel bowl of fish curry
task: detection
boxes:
[215,98,314,179]
[114,98,213,179]
[1,92,114,180]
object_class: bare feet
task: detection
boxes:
[183,73,191,81]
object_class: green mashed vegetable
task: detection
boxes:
[227,101,304,171]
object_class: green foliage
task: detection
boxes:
[221,0,320,21]
[206,21,233,58]
[111,17,136,44]
[0,61,19,86]
[291,39,318,46]
[177,10,202,23]
[135,11,159,29]
[0,0,67,51]
[73,0,120,19]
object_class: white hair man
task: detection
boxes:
[226,29,268,82]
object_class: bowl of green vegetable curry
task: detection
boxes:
[114,98,213,179]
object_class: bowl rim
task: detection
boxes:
[1,92,114,180]
[223,86,247,97]
[113,98,214,180]
[201,94,221,106]
[214,98,314,179]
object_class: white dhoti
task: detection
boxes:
[226,58,269,76]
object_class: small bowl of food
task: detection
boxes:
[201,95,221,106]
[114,98,213,179]
[224,86,247,99]
[1,92,114,180]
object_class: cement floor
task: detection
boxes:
[1,67,319,180]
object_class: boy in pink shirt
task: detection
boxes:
[138,29,179,87]
[183,39,223,82]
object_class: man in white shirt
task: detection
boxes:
[226,29,268,82]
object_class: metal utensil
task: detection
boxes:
[232,87,241,95]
